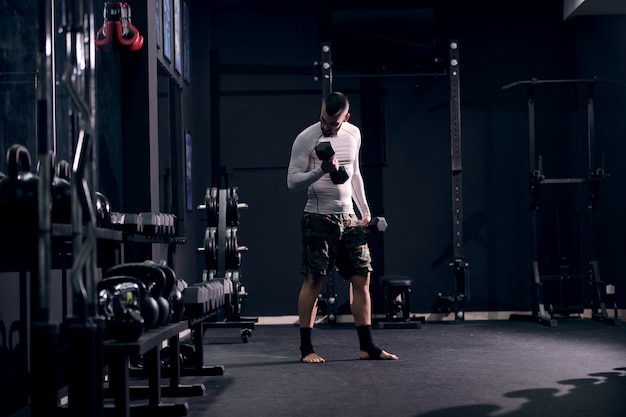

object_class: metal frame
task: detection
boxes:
[316,40,469,322]
[31,1,103,416]
[447,40,470,321]
[504,77,622,327]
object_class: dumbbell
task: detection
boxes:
[314,142,349,184]
[366,216,388,233]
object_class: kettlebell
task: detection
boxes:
[105,262,170,328]
[50,159,72,224]
[95,191,112,228]
[0,144,39,224]
[52,160,113,227]
[98,274,159,331]
[56,159,71,181]
[110,300,145,342]
[146,260,182,323]
[170,282,185,323]
[159,345,184,371]
[180,344,197,368]
[98,287,116,320]
[99,275,156,333]
[36,156,72,223]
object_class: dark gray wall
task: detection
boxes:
[2,0,626,336]
[199,0,626,317]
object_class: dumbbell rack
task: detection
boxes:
[197,187,257,341]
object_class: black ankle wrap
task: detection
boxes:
[300,327,315,357]
[356,325,382,359]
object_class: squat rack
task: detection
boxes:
[314,40,470,322]
[504,77,623,327]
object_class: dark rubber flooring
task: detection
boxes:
[167,318,626,417]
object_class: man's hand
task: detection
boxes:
[361,215,371,229]
[321,155,339,173]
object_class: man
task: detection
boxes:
[287,92,398,363]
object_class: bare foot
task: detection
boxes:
[359,349,398,360]
[301,352,326,363]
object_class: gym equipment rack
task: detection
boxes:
[19,2,212,416]
[197,187,257,342]
[315,40,470,322]
[504,77,624,327]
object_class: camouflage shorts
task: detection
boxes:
[300,212,372,279]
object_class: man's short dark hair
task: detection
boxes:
[324,92,349,116]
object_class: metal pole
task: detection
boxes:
[62,1,103,415]
[448,39,469,321]
[320,42,332,98]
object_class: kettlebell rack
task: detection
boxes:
[504,77,623,327]
[0,208,202,417]
[19,2,194,415]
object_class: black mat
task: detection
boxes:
[163,319,626,417]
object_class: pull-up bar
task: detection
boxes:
[313,41,447,96]
[502,77,626,90]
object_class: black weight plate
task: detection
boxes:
[204,227,218,271]
[206,187,218,227]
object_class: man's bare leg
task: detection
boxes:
[350,274,398,360]
[298,272,326,363]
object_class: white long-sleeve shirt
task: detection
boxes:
[287,121,370,217]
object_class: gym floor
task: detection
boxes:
[135,318,626,417]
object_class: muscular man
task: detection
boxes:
[287,92,398,363]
